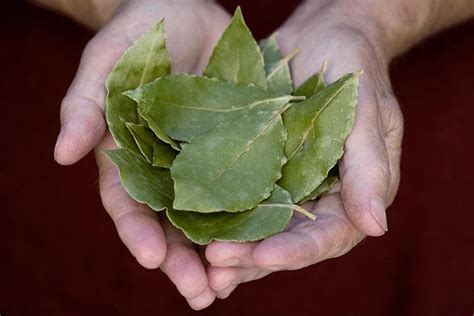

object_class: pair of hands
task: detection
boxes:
[54,0,403,310]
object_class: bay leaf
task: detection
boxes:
[166,185,293,245]
[105,148,174,211]
[105,20,173,153]
[300,176,338,204]
[125,123,155,163]
[126,74,300,142]
[260,33,297,95]
[203,7,266,89]
[171,106,289,213]
[264,50,298,95]
[152,141,177,169]
[259,33,282,65]
[279,72,360,202]
[293,62,327,98]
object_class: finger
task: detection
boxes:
[207,266,270,299]
[215,284,238,300]
[252,193,365,271]
[160,219,215,310]
[381,97,404,205]
[205,241,258,268]
[95,133,167,268]
[339,88,392,236]
[55,30,131,165]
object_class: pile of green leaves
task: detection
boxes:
[105,8,360,245]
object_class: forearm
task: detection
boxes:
[301,0,474,59]
[30,0,121,29]
[363,0,474,57]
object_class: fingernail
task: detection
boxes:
[54,126,66,158]
[369,197,388,232]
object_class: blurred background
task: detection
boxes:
[1,1,473,315]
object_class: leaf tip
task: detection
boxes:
[123,88,141,102]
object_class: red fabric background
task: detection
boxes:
[1,2,473,315]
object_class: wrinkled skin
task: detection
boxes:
[54,0,404,310]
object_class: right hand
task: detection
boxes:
[54,0,230,310]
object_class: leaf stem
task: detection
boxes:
[260,203,316,221]
[292,204,316,221]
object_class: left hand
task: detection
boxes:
[205,1,404,299]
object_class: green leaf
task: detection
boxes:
[153,141,177,169]
[260,33,298,95]
[126,123,155,163]
[105,148,174,211]
[265,50,298,95]
[259,33,282,65]
[279,72,360,202]
[105,20,171,153]
[203,7,266,89]
[300,176,338,204]
[127,74,299,142]
[171,106,289,213]
[294,62,327,98]
[167,185,294,245]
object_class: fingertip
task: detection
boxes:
[186,287,216,310]
[115,212,167,269]
[55,102,106,165]
[207,266,238,291]
[340,160,390,236]
[135,240,167,269]
[341,187,388,237]
[369,197,388,233]
[205,242,256,267]
[216,284,238,300]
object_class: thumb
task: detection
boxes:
[54,32,129,165]
[340,93,391,236]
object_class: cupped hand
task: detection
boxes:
[55,0,230,310]
[206,1,403,299]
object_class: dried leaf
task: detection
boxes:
[279,72,359,202]
[293,62,327,98]
[105,148,173,211]
[171,106,289,213]
[260,33,297,95]
[300,176,338,204]
[126,123,155,163]
[105,20,171,153]
[152,141,177,169]
[127,74,299,142]
[204,7,266,89]
[259,33,282,65]
[167,185,293,245]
